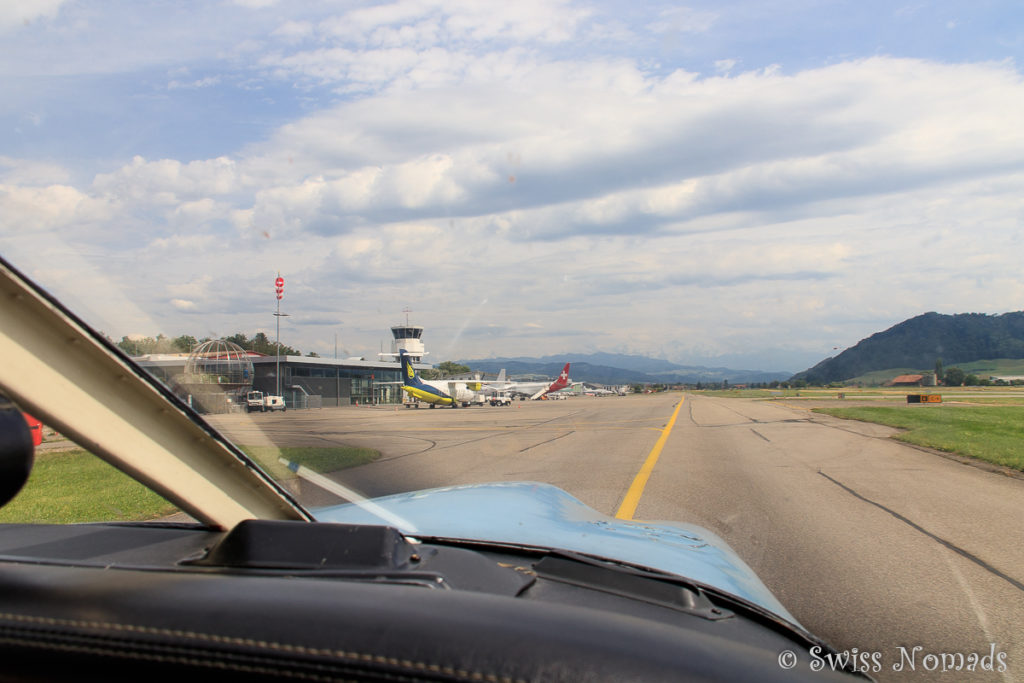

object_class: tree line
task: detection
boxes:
[114,332,311,357]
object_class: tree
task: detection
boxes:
[172,335,198,352]
[934,358,944,383]
[239,331,301,356]
[117,336,146,356]
[437,361,471,376]
[224,333,249,349]
[124,331,302,357]
[964,373,980,386]
[943,367,966,386]
[116,334,178,356]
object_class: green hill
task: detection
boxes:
[793,312,1024,384]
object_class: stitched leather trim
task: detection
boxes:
[0,611,528,683]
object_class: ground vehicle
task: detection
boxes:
[489,393,513,406]
[246,391,286,413]
[2,2,1021,680]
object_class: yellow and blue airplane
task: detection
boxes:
[400,349,483,408]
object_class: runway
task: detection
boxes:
[208,393,1024,681]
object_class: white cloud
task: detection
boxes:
[271,20,314,42]
[0,0,66,32]
[714,59,737,74]
[257,1,592,93]
[0,183,113,232]
[167,76,222,90]
[647,6,717,36]
[0,157,71,185]
[170,298,197,310]
[149,234,217,251]
[251,57,1024,243]
[317,0,587,47]
[92,156,243,204]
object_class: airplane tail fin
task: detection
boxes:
[549,362,571,391]
[531,362,572,399]
[399,350,423,388]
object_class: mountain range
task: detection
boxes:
[461,312,1024,386]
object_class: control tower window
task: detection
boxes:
[392,327,423,339]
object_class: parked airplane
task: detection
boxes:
[399,349,482,408]
[487,363,573,400]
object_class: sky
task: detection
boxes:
[2,0,1023,373]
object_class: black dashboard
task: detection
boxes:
[0,520,864,682]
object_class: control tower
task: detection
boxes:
[381,309,429,363]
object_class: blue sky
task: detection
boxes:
[2,1,1024,372]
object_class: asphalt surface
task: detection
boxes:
[207,393,1024,682]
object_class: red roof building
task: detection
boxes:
[887,374,924,386]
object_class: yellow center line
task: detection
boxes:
[615,396,686,521]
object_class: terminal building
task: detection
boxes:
[135,322,431,412]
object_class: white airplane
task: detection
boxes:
[399,350,483,408]
[485,363,573,400]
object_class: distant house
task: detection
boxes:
[886,374,925,387]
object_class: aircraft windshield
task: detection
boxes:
[1,2,1023,680]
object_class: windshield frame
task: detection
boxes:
[0,256,311,529]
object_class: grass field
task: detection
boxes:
[695,388,811,398]
[0,449,177,524]
[695,386,1024,404]
[813,405,1024,471]
[943,396,1024,405]
[0,444,380,524]
[697,388,898,400]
